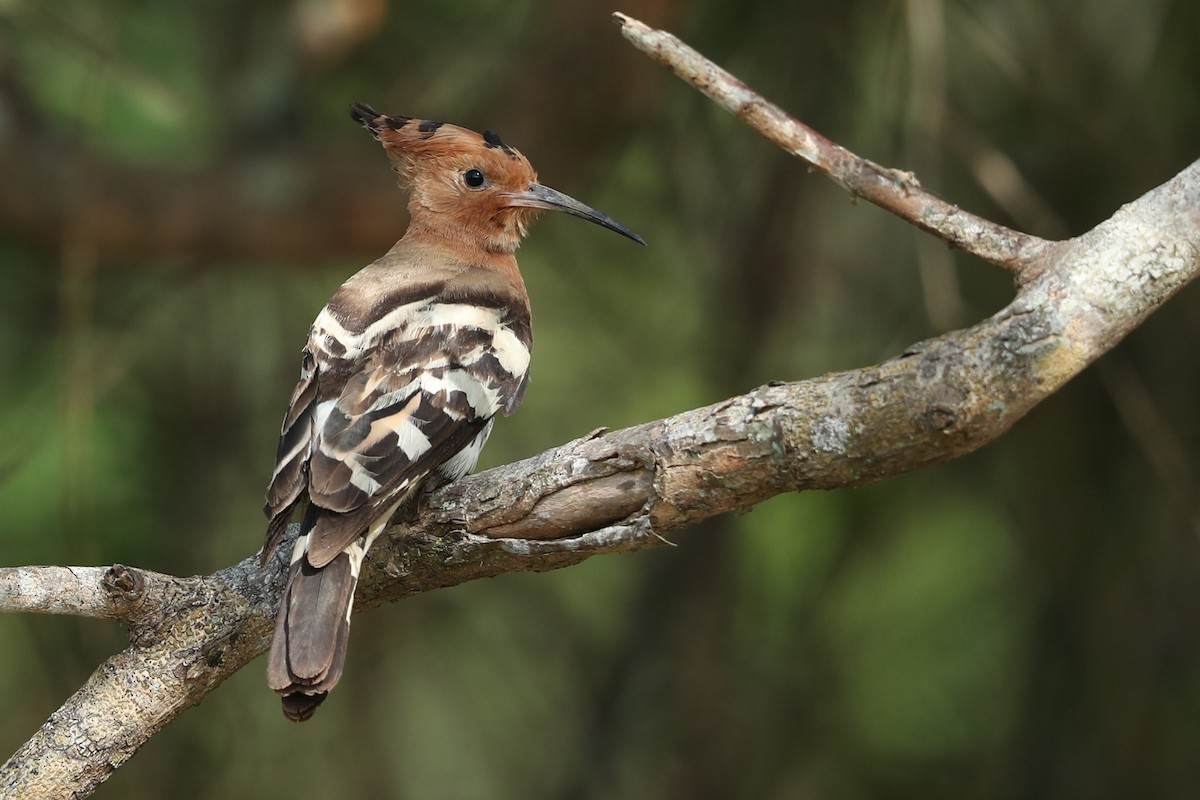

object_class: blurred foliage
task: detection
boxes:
[2,0,1200,797]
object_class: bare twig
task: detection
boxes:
[613,12,1051,276]
[0,565,183,625]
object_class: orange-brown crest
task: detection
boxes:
[351,103,644,253]
[351,104,540,253]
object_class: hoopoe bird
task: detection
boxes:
[260,104,643,721]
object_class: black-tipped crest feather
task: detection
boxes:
[349,102,411,138]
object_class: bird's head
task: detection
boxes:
[350,103,644,254]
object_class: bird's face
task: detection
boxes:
[407,132,545,253]
[351,106,644,253]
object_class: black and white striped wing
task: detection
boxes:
[262,351,319,560]
[302,309,530,567]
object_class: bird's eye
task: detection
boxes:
[464,168,486,188]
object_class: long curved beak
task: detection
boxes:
[502,183,646,245]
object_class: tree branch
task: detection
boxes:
[0,565,182,626]
[612,12,1050,276]
[4,15,1200,800]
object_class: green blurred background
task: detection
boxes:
[2,0,1200,797]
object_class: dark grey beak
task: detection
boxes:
[503,183,646,245]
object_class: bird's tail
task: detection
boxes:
[266,544,360,722]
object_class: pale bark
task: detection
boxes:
[3,14,1199,799]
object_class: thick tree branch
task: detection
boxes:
[4,16,1200,800]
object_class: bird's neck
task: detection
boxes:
[389,223,526,291]
[406,195,526,255]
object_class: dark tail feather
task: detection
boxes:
[280,691,326,722]
[267,551,357,722]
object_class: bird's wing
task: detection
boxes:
[262,350,320,561]
[302,300,531,567]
